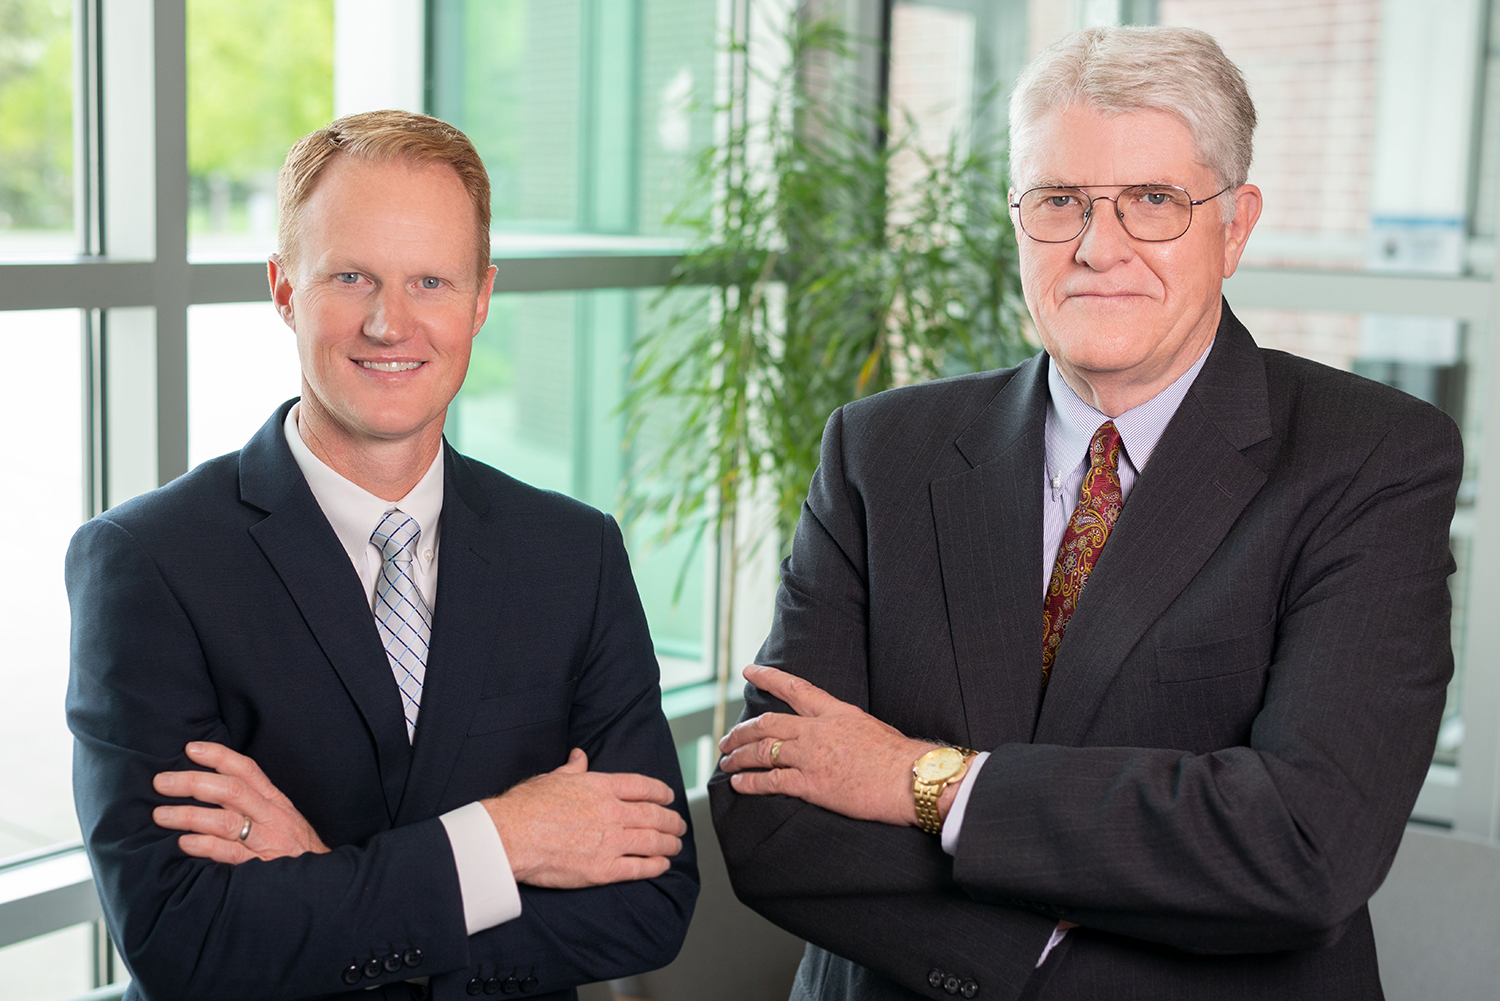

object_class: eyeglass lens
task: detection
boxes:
[1018,186,1195,242]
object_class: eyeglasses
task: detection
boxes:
[1009,184,1232,243]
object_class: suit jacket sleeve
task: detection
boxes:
[68,510,695,1001]
[710,405,1060,1001]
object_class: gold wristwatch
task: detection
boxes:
[912,746,975,835]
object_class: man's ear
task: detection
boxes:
[267,255,296,328]
[471,264,498,338]
[1222,184,1263,279]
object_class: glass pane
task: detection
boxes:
[0,0,73,260]
[430,0,720,236]
[447,289,709,683]
[1472,0,1500,272]
[0,923,97,1001]
[1163,0,1491,275]
[187,302,302,468]
[186,0,334,260]
[1236,307,1479,764]
[0,309,83,860]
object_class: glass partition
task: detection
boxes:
[0,309,84,861]
[0,0,73,260]
[186,0,334,260]
[448,288,709,685]
[187,302,302,466]
[429,0,720,237]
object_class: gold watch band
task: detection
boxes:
[913,746,976,835]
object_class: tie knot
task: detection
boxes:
[1088,421,1122,470]
[372,510,421,563]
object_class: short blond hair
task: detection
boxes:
[276,109,492,278]
[1009,26,1256,220]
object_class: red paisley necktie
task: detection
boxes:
[1041,420,1124,685]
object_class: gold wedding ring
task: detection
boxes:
[237,815,252,842]
[770,740,784,767]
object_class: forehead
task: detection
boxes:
[298,157,475,259]
[1021,104,1210,189]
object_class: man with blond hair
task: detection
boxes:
[713,26,1459,1001]
[68,110,696,1001]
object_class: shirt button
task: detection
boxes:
[424,549,433,560]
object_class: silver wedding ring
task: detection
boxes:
[770,740,784,768]
[237,815,252,842]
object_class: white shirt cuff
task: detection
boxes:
[439,801,523,935]
[1038,924,1069,967]
[939,751,988,855]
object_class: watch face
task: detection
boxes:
[914,747,966,782]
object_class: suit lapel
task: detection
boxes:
[931,355,1050,750]
[393,445,507,824]
[1034,306,1274,743]
[239,402,412,821]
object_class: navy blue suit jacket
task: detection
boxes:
[66,400,697,1001]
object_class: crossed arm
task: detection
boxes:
[154,741,685,887]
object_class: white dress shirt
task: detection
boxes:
[939,343,1214,966]
[284,405,522,935]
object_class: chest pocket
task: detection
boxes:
[467,681,575,736]
[1155,616,1276,684]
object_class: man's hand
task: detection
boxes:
[152,742,331,864]
[486,748,686,889]
[718,664,940,827]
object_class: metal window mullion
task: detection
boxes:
[151,0,189,487]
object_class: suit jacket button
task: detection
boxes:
[943,974,961,994]
[928,969,945,988]
[484,976,502,995]
[384,952,403,973]
[404,947,423,968]
[363,958,383,979]
[520,975,538,993]
[466,978,483,996]
[501,974,519,993]
[961,980,979,998]
[342,965,363,986]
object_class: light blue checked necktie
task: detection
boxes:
[371,510,432,742]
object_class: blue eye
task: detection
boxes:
[336,272,360,284]
[420,277,442,290]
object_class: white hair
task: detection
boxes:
[1008,26,1256,222]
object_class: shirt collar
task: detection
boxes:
[283,404,445,571]
[1045,339,1213,479]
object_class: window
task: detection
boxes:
[0,0,73,259]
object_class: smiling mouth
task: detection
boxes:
[358,360,424,372]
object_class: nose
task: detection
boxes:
[365,284,414,343]
[1074,194,1135,271]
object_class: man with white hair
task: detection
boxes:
[712,26,1460,1000]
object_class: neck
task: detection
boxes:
[295,401,443,502]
